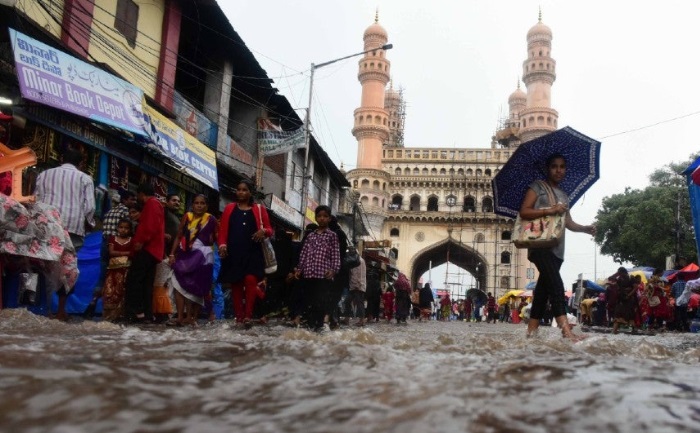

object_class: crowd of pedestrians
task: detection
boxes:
[10,148,700,335]
[578,267,700,333]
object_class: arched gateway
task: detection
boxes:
[409,239,487,294]
[384,208,528,298]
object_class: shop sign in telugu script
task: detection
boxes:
[9,28,147,137]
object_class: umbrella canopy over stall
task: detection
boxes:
[520,290,533,298]
[661,270,676,281]
[667,263,700,282]
[492,127,602,218]
[583,279,606,292]
[497,289,524,305]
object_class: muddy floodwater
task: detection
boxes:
[0,309,699,433]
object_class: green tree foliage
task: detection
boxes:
[594,154,699,269]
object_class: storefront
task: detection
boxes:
[7,28,218,213]
[1,28,219,312]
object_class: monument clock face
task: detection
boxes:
[446,196,456,207]
[415,232,425,242]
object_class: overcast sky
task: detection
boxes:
[222,0,700,290]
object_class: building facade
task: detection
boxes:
[0,0,348,237]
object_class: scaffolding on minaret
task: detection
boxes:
[493,113,521,148]
[394,87,406,147]
[384,84,406,147]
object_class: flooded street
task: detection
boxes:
[1,309,699,433]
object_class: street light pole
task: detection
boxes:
[299,64,315,231]
[298,43,393,232]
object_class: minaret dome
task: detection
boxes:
[527,21,552,39]
[508,86,526,105]
[363,10,388,49]
[364,22,388,40]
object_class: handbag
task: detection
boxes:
[258,204,277,274]
[513,180,565,249]
[343,245,361,270]
[648,295,661,307]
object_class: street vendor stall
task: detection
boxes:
[0,140,78,313]
[0,192,79,313]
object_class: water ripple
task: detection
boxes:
[1,310,699,432]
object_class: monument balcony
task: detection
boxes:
[388,175,493,182]
[381,149,513,163]
[352,124,389,140]
[357,69,390,84]
[385,208,508,221]
[346,167,391,180]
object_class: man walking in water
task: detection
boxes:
[124,182,164,323]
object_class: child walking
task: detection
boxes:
[294,206,341,332]
[102,219,133,321]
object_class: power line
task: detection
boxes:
[598,110,700,140]
[356,201,378,242]
[27,0,365,193]
[14,2,391,234]
[31,0,353,193]
[55,0,311,129]
[313,92,344,163]
[62,0,700,154]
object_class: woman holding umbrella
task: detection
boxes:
[519,154,596,340]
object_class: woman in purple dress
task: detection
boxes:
[168,195,218,326]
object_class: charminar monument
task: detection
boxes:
[345,12,558,298]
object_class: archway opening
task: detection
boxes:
[411,240,487,302]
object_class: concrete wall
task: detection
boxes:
[89,0,162,98]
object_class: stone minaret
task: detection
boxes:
[519,11,559,142]
[346,12,392,239]
[508,80,527,129]
[352,12,391,169]
[493,78,527,147]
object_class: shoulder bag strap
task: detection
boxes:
[537,180,557,207]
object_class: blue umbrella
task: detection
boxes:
[492,127,601,218]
